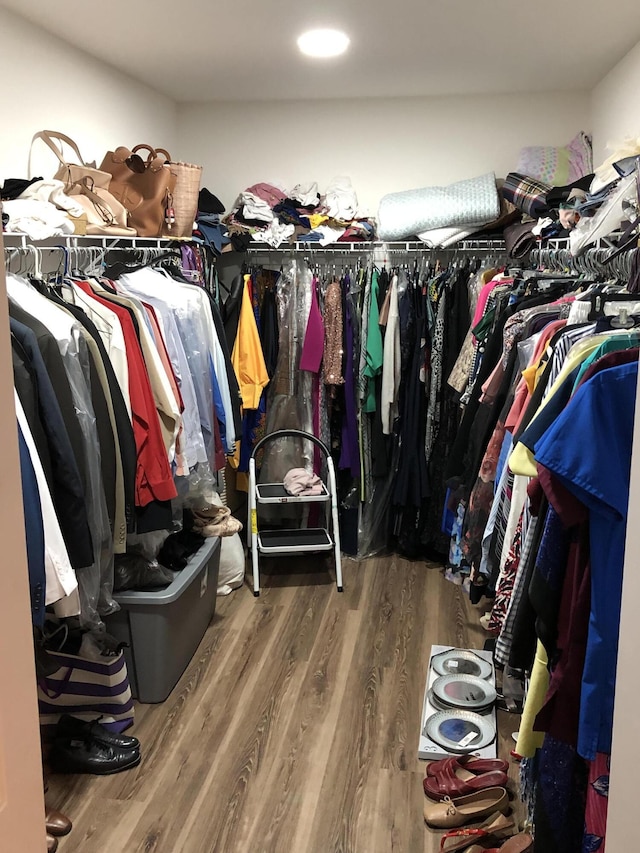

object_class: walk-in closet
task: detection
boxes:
[1,3,640,851]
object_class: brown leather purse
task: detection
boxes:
[100,144,177,237]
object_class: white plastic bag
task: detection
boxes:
[218,533,245,595]
[206,491,245,594]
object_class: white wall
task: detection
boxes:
[0,8,177,184]
[177,92,591,215]
[592,38,640,165]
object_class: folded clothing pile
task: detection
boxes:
[193,186,256,254]
[283,467,324,496]
[191,504,244,537]
[1,177,80,240]
[496,131,625,256]
[223,177,376,248]
[1,174,135,239]
[502,136,640,256]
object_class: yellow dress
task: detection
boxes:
[229,276,269,472]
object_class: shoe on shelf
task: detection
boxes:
[48,738,141,776]
[47,833,58,853]
[46,808,72,837]
[439,810,516,852]
[55,714,140,752]
[424,786,509,829]
[426,756,509,778]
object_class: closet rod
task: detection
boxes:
[2,234,188,251]
[541,233,631,252]
[246,239,507,254]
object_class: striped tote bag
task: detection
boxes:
[38,650,134,734]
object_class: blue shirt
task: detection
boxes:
[535,361,638,760]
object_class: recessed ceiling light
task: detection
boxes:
[297,29,350,58]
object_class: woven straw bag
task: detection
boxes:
[164,161,202,238]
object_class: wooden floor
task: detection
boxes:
[48,555,521,853]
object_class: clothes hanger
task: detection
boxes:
[607,306,640,329]
[102,249,180,280]
[588,292,640,320]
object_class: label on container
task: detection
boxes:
[458,732,478,748]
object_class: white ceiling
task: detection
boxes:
[3,0,640,102]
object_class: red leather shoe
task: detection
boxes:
[464,833,533,853]
[424,766,508,800]
[427,755,509,778]
[439,811,515,851]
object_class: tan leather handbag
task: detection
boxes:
[30,131,112,190]
[66,177,137,237]
[100,144,177,237]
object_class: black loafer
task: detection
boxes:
[56,714,140,752]
[49,737,141,775]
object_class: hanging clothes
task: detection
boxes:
[226,274,270,487]
[381,273,400,434]
[363,269,383,413]
[231,275,270,411]
[7,243,238,628]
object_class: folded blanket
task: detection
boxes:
[502,173,551,219]
[417,224,485,248]
[378,172,499,241]
[504,220,536,259]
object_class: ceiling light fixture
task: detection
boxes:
[297,28,350,58]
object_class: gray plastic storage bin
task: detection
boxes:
[106,538,220,703]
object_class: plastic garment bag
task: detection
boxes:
[259,260,314,525]
[517,331,542,373]
[10,273,115,627]
[119,271,218,505]
[357,438,400,558]
[66,325,117,625]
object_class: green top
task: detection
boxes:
[363,270,383,413]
